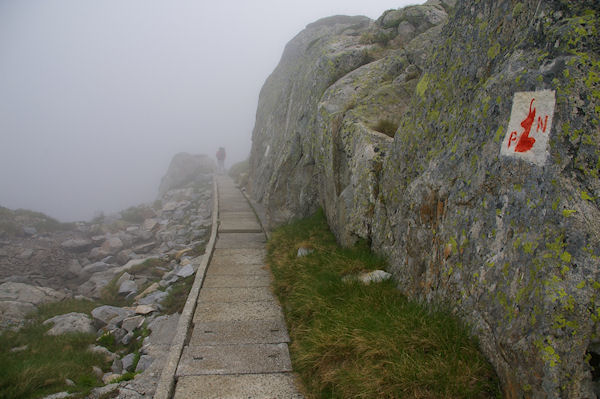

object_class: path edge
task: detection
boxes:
[154,175,219,399]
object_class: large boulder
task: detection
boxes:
[0,282,68,330]
[0,282,67,304]
[248,0,600,396]
[158,153,215,198]
[43,312,96,335]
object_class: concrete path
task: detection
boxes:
[172,176,302,398]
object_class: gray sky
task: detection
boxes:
[0,0,421,222]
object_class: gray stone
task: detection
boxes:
[60,238,93,252]
[121,331,134,345]
[102,373,120,385]
[121,353,136,372]
[175,264,194,278]
[43,312,95,335]
[67,259,82,275]
[135,304,157,315]
[142,218,158,231]
[23,227,37,236]
[118,280,137,296]
[356,270,392,284]
[82,262,110,274]
[135,355,153,372]
[137,290,167,306]
[296,247,314,257]
[116,272,132,287]
[111,357,123,374]
[88,344,117,361]
[101,237,123,255]
[91,305,134,328]
[0,282,67,304]
[0,301,36,330]
[122,315,144,333]
[41,392,72,399]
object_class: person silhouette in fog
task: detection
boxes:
[216,147,226,174]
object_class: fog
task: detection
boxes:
[0,0,420,222]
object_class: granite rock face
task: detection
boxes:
[248,0,600,397]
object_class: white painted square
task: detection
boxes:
[500,90,556,166]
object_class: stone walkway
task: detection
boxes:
[171,176,302,398]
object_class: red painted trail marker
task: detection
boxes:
[500,90,555,166]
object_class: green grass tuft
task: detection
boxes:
[267,209,501,399]
[160,275,195,314]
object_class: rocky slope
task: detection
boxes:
[0,152,215,398]
[248,1,599,397]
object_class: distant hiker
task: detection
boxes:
[216,147,226,173]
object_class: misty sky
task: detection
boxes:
[0,0,421,222]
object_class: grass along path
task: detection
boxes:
[267,210,500,398]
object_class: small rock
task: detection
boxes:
[134,283,159,301]
[101,237,123,255]
[175,264,194,278]
[111,357,123,374]
[135,305,157,315]
[137,290,167,307]
[121,332,134,345]
[88,345,117,361]
[68,259,82,275]
[41,392,71,399]
[91,305,134,329]
[297,247,314,257]
[116,272,132,287]
[357,270,392,284]
[133,242,156,254]
[122,315,144,333]
[65,378,75,387]
[142,218,158,231]
[10,345,28,352]
[61,238,93,252]
[135,355,153,372]
[87,384,119,399]
[43,312,96,336]
[118,280,137,296]
[121,353,136,372]
[23,227,37,236]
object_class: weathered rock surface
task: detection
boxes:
[43,312,95,335]
[92,305,134,329]
[248,0,600,396]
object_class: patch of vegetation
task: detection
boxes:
[372,119,399,137]
[0,299,109,399]
[160,274,195,314]
[267,209,501,398]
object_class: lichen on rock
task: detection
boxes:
[248,0,600,396]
